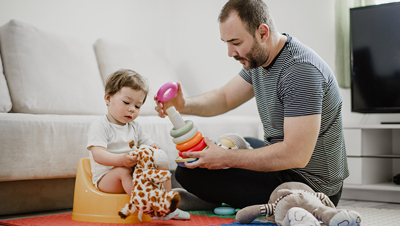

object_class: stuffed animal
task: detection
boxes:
[236,182,361,226]
[215,133,253,170]
[118,142,181,221]
[216,133,252,150]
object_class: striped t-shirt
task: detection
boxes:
[239,35,349,196]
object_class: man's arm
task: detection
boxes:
[184,114,321,171]
[156,75,254,117]
[182,74,254,116]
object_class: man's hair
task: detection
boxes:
[105,69,149,103]
[218,0,276,37]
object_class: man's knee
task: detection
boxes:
[175,166,187,185]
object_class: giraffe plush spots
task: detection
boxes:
[118,143,180,221]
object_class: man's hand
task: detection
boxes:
[183,137,229,169]
[154,82,185,118]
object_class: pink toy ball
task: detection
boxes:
[157,82,178,103]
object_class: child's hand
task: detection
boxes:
[122,153,137,167]
[151,143,161,149]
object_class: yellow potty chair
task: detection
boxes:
[72,158,152,223]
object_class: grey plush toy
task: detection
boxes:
[236,182,361,226]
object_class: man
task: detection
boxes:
[155,0,348,209]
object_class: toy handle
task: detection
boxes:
[157,82,178,103]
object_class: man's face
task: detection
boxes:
[220,12,269,70]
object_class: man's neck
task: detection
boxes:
[262,33,288,67]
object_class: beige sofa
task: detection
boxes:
[0,20,261,215]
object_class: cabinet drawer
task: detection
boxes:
[344,157,393,185]
[345,157,362,185]
[343,129,362,156]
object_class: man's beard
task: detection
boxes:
[234,40,269,70]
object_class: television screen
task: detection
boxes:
[350,2,400,113]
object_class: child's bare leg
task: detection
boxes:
[98,166,133,195]
[158,164,172,191]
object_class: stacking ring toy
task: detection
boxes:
[157,82,178,103]
[179,138,207,158]
[173,126,199,144]
[179,143,206,158]
[175,157,198,167]
[170,120,194,138]
[176,132,203,151]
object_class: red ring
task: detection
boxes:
[179,138,207,158]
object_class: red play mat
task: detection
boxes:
[0,213,236,226]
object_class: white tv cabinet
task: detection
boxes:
[342,124,400,203]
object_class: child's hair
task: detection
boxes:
[105,69,149,103]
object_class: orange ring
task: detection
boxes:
[179,138,207,158]
[176,132,202,151]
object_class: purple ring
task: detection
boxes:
[157,82,178,102]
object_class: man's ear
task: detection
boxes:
[257,24,269,42]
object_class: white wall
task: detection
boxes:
[0,0,351,119]
[165,0,337,117]
[0,0,172,51]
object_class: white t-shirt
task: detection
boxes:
[87,115,155,186]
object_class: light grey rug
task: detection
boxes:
[336,206,400,226]
[257,206,400,226]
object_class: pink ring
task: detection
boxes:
[157,82,178,102]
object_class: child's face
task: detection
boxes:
[105,87,146,125]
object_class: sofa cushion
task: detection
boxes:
[0,113,97,181]
[0,113,261,181]
[94,39,180,116]
[0,52,12,112]
[0,20,106,115]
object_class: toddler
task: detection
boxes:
[87,69,189,220]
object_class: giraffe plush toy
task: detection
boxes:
[118,142,181,221]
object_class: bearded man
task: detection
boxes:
[155,0,348,210]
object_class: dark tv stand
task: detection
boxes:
[381,122,400,124]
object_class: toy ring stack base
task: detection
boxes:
[175,156,198,167]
